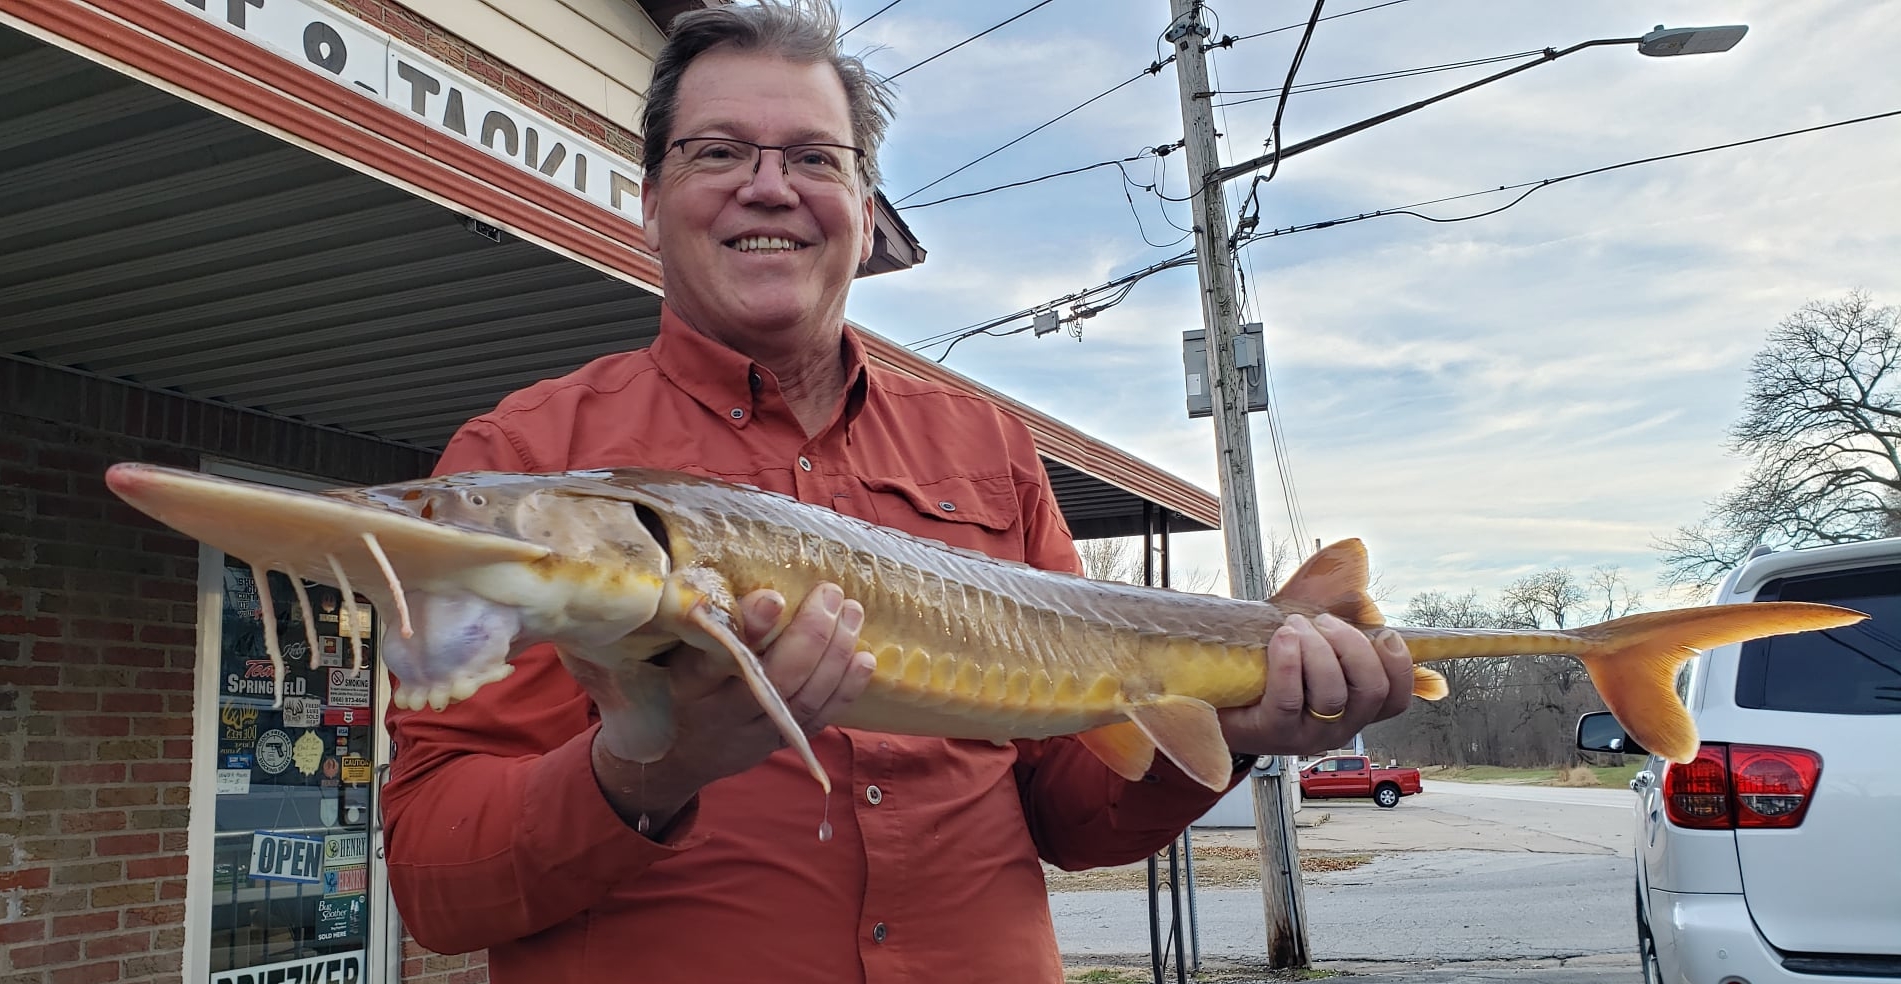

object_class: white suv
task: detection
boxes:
[1578,538,1901,984]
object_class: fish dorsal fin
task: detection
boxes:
[1075,722,1156,781]
[1122,695,1234,791]
[1270,538,1384,627]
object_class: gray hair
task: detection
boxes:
[642,0,897,189]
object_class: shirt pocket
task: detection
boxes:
[860,473,1022,559]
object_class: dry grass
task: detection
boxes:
[1553,764,1602,787]
[1044,846,1374,892]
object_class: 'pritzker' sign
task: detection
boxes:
[166,0,645,224]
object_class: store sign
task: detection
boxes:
[327,667,371,708]
[165,0,645,224]
[315,894,367,943]
[211,949,365,984]
[324,831,368,868]
[249,831,324,884]
[324,864,367,895]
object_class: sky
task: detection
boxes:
[829,0,1901,612]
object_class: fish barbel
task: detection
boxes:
[104,463,1864,791]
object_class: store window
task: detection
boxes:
[206,557,379,983]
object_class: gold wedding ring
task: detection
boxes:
[1306,706,1346,722]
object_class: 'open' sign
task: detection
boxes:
[250,831,325,884]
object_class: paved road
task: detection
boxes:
[1054,781,1642,979]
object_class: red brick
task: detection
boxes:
[50,959,122,984]
[95,786,156,808]
[136,625,194,647]
[33,690,101,712]
[25,739,88,761]
[52,911,120,936]
[103,692,164,714]
[135,579,196,603]
[124,902,184,926]
[130,763,189,783]
[10,938,82,968]
[0,664,59,686]
[65,715,131,737]
[36,641,102,665]
[60,763,127,784]
[125,856,188,879]
[133,670,192,691]
[0,614,61,635]
[0,918,48,944]
[95,833,161,856]
[102,646,167,668]
[82,931,151,958]
[73,619,135,642]
[59,811,127,834]
[158,877,186,900]
[0,866,52,891]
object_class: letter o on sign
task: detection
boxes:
[304,21,347,74]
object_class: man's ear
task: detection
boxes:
[858,192,875,266]
[642,177,661,253]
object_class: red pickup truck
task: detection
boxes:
[1298,756,1422,808]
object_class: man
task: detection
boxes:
[380,2,1414,981]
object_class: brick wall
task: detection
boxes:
[0,357,434,984]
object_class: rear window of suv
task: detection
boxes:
[1738,563,1901,714]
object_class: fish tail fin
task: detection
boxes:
[1411,665,1449,701]
[1575,602,1865,763]
[1269,539,1385,626]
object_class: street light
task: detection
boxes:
[1211,24,1750,184]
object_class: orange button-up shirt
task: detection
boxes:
[382,307,1231,983]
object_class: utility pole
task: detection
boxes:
[1166,0,1309,969]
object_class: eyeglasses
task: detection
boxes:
[667,137,864,187]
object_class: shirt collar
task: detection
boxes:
[649,304,870,432]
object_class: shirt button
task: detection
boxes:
[938,500,956,512]
[865,784,883,805]
[748,371,762,392]
[798,456,812,472]
[730,408,745,420]
[872,922,887,943]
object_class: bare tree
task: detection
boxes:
[1659,293,1901,589]
[1073,534,1270,595]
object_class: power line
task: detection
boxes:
[1231,107,1901,249]
[907,250,1198,359]
[892,62,1169,205]
[896,150,1169,210]
[1223,0,1413,45]
[1212,49,1545,108]
[884,0,1060,82]
[1254,0,1325,192]
[840,0,905,39]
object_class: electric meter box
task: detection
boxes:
[1182,324,1269,418]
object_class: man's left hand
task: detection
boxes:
[1218,613,1414,756]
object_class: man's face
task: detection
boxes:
[642,49,874,349]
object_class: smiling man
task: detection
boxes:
[379,2,1415,981]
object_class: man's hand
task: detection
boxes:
[589,582,877,835]
[1218,613,1414,756]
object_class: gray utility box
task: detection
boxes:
[1182,323,1270,418]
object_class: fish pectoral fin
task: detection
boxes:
[1270,538,1384,626]
[680,601,833,795]
[1075,722,1156,782]
[1412,666,1449,701]
[562,650,675,764]
[1122,695,1234,792]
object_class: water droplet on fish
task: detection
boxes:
[817,820,833,843]
[636,814,651,835]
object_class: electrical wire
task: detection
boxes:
[1224,0,1412,44]
[907,250,1199,359]
[897,151,1165,210]
[840,0,905,39]
[892,63,1168,205]
[883,0,1060,82]
[1117,160,1195,248]
[1256,0,1325,192]
[1212,49,1545,108]
[1230,107,1901,250]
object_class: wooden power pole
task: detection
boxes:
[1165,0,1310,968]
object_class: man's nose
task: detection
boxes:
[736,149,799,205]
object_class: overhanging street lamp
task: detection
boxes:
[1210,24,1750,185]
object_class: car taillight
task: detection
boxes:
[1663,746,1733,829]
[1730,745,1822,828]
[1661,743,1822,830]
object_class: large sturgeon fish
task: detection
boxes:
[105,463,1862,792]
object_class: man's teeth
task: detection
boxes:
[729,236,805,252]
